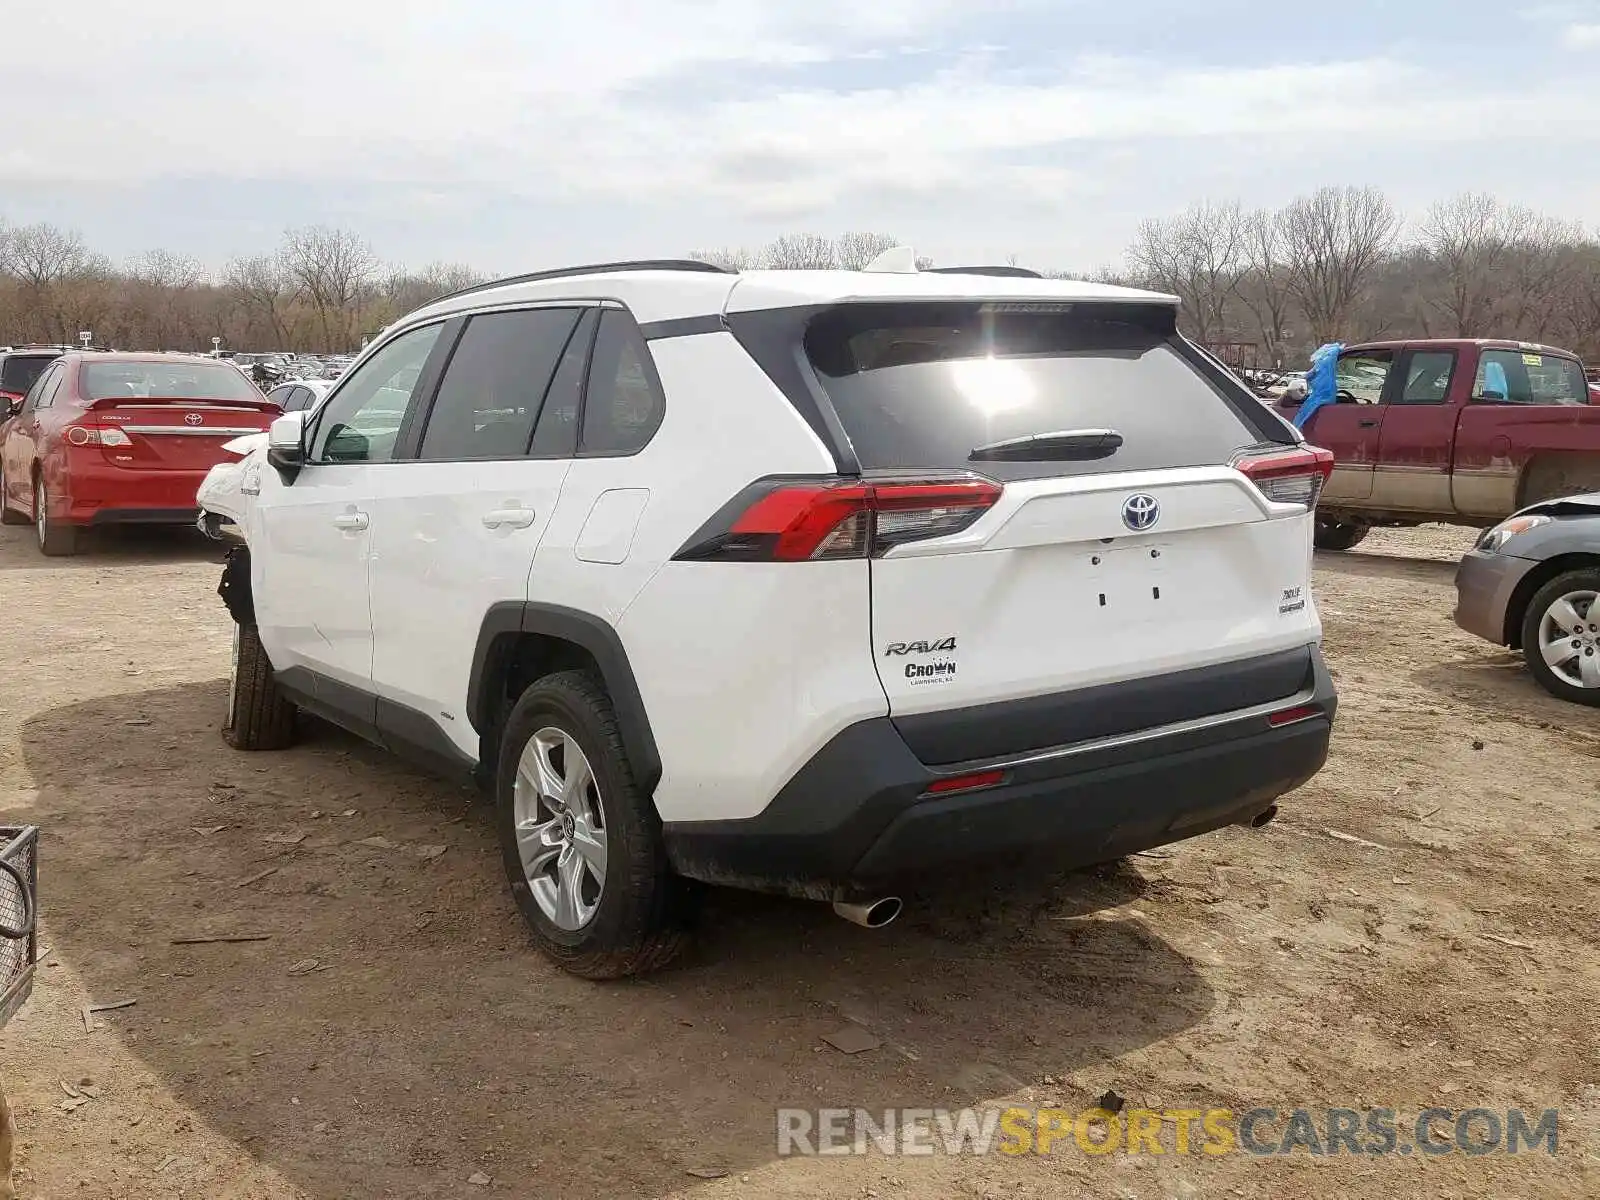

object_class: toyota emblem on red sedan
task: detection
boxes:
[184,413,203,426]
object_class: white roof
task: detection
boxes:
[406,266,1177,328]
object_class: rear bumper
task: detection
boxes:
[663,645,1337,899]
[1453,549,1536,646]
[59,464,209,526]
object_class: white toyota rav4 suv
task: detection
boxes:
[205,257,1337,978]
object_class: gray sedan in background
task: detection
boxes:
[1455,494,1600,705]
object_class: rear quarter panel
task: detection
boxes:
[1453,405,1600,517]
[571,332,888,824]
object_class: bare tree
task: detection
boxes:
[1500,212,1584,342]
[126,250,208,348]
[688,246,759,271]
[1280,186,1402,343]
[0,223,94,291]
[761,233,838,270]
[282,226,379,351]
[1550,240,1600,358]
[378,261,488,319]
[1418,193,1525,336]
[1236,209,1297,364]
[834,232,901,270]
[1127,201,1246,342]
[0,224,112,342]
[225,254,297,349]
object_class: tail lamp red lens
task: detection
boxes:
[676,474,1002,562]
[64,424,132,447]
[1232,444,1335,510]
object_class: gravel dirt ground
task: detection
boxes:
[0,521,1596,1199]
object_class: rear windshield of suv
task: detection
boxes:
[803,302,1265,481]
[80,361,261,403]
[0,354,56,395]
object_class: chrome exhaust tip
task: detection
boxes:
[1247,805,1279,829]
[831,896,903,929]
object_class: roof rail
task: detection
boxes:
[431,258,733,305]
[924,265,1044,279]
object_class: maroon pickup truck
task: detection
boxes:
[1275,339,1600,550]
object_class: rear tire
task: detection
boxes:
[1313,517,1369,552]
[1520,569,1600,708]
[495,670,694,979]
[34,478,76,556]
[223,622,298,749]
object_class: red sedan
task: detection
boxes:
[0,352,281,555]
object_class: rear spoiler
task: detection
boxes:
[84,394,283,413]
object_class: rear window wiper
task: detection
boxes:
[968,428,1124,462]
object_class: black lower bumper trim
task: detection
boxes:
[663,646,1335,899]
[87,506,201,526]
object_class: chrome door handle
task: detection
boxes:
[482,507,535,530]
[332,511,369,531]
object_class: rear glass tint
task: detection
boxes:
[80,361,261,403]
[803,303,1261,480]
[0,355,56,395]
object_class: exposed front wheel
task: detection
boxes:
[1521,570,1600,707]
[223,622,298,749]
[495,671,694,979]
[34,478,76,556]
[1313,516,1369,552]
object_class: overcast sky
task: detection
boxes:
[5,1,1600,275]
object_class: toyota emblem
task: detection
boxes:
[184,413,203,426]
[1121,493,1160,531]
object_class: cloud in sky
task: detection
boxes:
[3,0,1600,273]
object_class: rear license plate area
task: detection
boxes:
[1085,544,1169,615]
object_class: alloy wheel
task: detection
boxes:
[512,727,608,931]
[1537,589,1600,689]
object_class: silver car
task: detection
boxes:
[1455,494,1600,705]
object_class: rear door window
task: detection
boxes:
[578,310,666,457]
[1394,350,1456,405]
[802,302,1262,481]
[22,364,62,413]
[1473,349,1587,405]
[417,307,582,461]
[529,309,597,458]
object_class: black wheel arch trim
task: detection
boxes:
[467,602,662,792]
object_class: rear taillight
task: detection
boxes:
[1232,444,1335,510]
[676,474,1003,562]
[64,424,132,448]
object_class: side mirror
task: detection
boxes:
[1284,379,1309,404]
[266,411,308,482]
